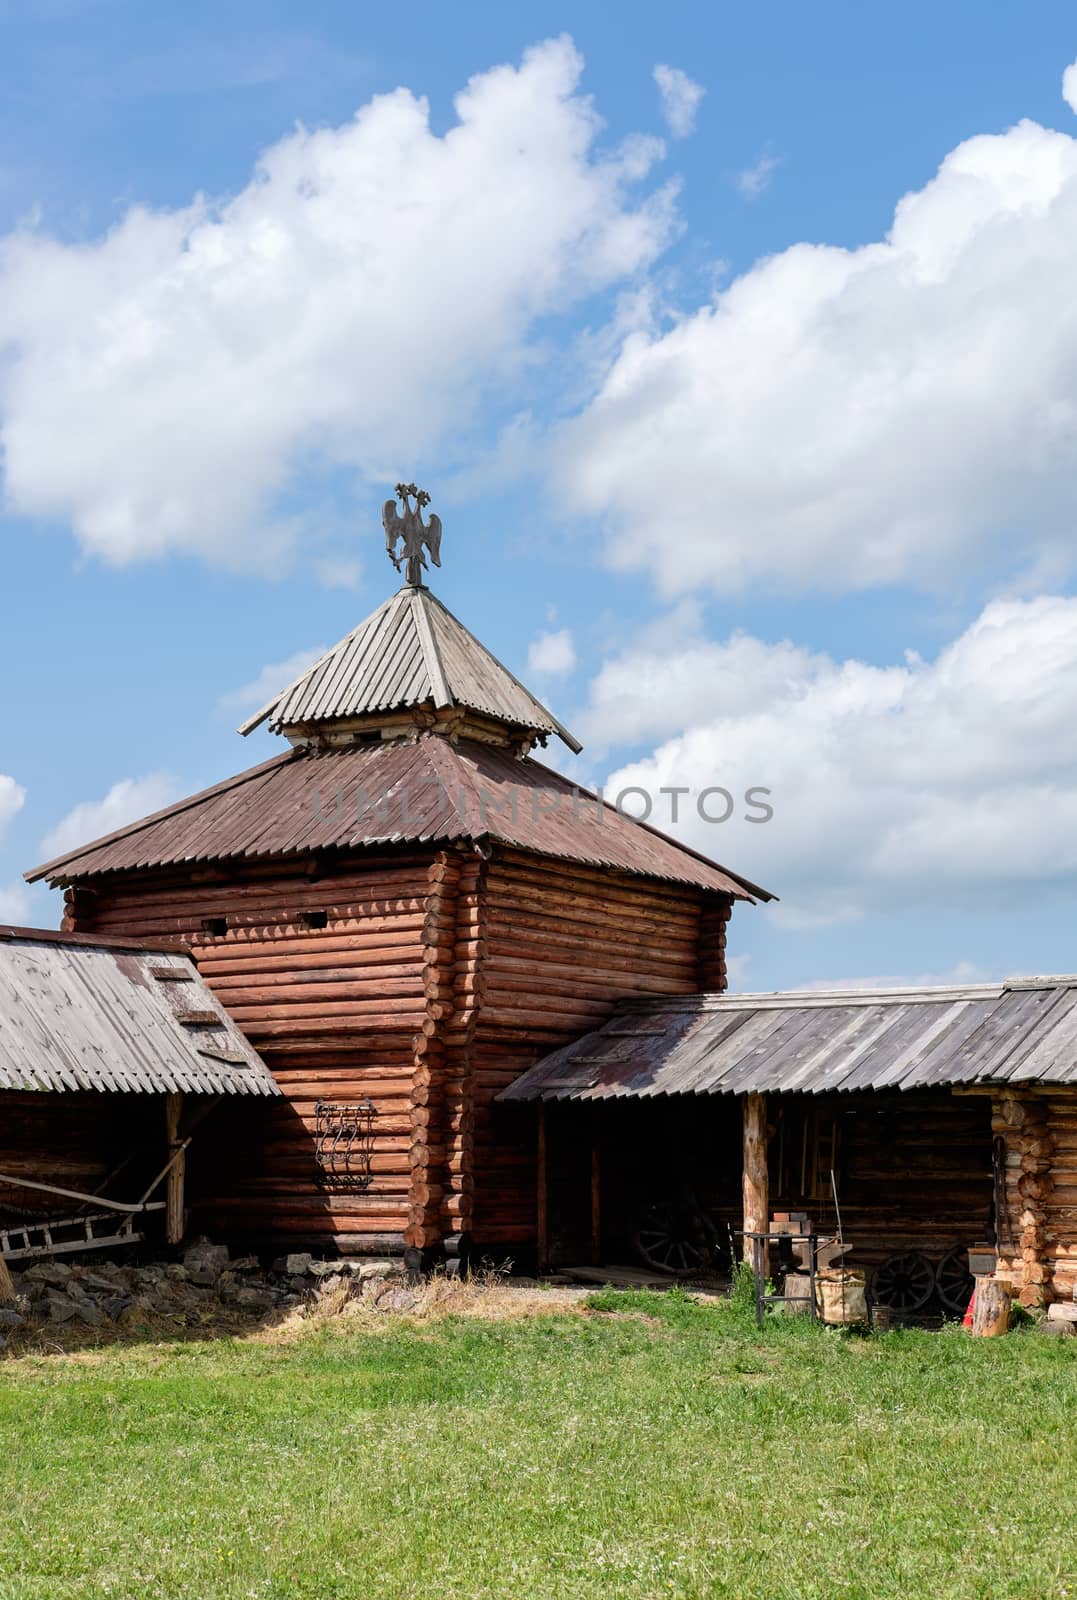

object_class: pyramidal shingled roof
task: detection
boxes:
[239,585,581,753]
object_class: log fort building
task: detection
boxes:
[23,494,1077,1311]
[28,509,769,1271]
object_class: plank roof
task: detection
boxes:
[239,585,581,752]
[498,975,1077,1101]
[0,927,280,1096]
[26,737,772,902]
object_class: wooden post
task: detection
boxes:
[536,1102,549,1275]
[590,1106,601,1266]
[165,1092,186,1247]
[742,1092,768,1274]
[0,1254,14,1306]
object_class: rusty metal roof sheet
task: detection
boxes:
[239,585,581,753]
[27,738,772,902]
[498,975,1077,1101]
[0,927,280,1096]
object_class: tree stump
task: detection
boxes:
[0,1255,14,1306]
[970,1276,1011,1337]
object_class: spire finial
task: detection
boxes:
[383,483,443,587]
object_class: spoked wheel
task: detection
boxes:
[631,1200,710,1277]
[872,1251,935,1314]
[936,1246,974,1317]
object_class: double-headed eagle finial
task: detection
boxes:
[383,483,442,587]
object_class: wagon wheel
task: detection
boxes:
[936,1246,974,1317]
[631,1200,709,1277]
[872,1251,935,1313]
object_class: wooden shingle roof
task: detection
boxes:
[0,927,280,1096]
[239,585,581,752]
[27,738,772,901]
[499,975,1077,1101]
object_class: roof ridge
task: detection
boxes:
[509,752,774,903]
[25,749,298,882]
[423,590,581,754]
[411,588,452,707]
[424,734,490,834]
[0,925,192,955]
[614,973,1077,1008]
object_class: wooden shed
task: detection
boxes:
[501,978,1077,1310]
[26,578,771,1269]
[0,926,278,1262]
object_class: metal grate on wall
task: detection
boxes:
[313,1100,377,1192]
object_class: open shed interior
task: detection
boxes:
[541,1088,994,1317]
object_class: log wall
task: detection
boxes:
[63,844,734,1256]
[992,1086,1077,1307]
[469,851,730,1249]
[67,853,439,1252]
[771,1090,994,1272]
[1042,1089,1077,1302]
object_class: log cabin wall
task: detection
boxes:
[469,848,732,1252]
[64,852,441,1253]
[62,845,734,1258]
[991,1086,1077,1307]
[769,1089,994,1273]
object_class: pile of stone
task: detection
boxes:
[0,1238,414,1343]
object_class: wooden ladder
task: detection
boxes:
[0,1208,157,1263]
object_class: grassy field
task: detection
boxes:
[1,1288,1076,1600]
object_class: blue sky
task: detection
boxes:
[3,2,1077,989]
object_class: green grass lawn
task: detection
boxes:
[1,1289,1076,1600]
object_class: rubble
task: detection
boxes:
[0,1239,413,1344]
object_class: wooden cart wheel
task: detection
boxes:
[631,1200,709,1277]
[872,1251,935,1313]
[936,1245,974,1317]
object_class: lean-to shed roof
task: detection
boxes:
[0,927,280,1096]
[499,975,1077,1101]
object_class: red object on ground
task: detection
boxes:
[963,1286,977,1328]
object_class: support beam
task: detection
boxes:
[165,1092,186,1247]
[590,1106,601,1266]
[742,1092,768,1271]
[536,1102,549,1274]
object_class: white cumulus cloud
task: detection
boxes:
[0,37,676,572]
[736,150,780,197]
[595,596,1077,926]
[792,960,992,993]
[528,626,577,676]
[0,774,25,838]
[560,104,1077,597]
[1064,56,1077,114]
[653,64,704,138]
[0,883,31,925]
[40,774,182,861]
[0,775,29,925]
[219,644,328,716]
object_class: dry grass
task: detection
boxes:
[1,1269,598,1361]
[258,1269,592,1348]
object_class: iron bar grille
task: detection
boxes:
[313,1101,376,1192]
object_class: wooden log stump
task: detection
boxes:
[970,1276,1012,1337]
[0,1254,14,1305]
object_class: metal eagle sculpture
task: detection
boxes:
[383,483,442,587]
